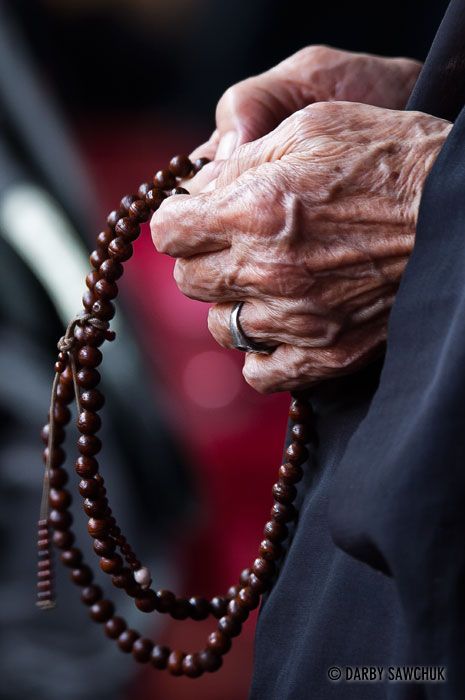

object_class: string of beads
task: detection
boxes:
[37,153,315,677]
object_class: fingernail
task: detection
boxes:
[216,130,238,159]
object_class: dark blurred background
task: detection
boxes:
[0,1,450,699]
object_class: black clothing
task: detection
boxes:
[250,1,465,698]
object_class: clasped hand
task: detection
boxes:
[151,47,450,392]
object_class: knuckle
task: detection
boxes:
[173,260,188,292]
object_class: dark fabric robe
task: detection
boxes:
[249,1,465,697]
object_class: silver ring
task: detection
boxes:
[229,302,275,355]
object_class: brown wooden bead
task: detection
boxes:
[210,596,228,618]
[120,194,138,213]
[77,434,102,456]
[238,586,259,609]
[107,209,124,229]
[60,548,82,568]
[218,615,242,637]
[99,554,123,574]
[48,488,71,511]
[151,645,170,669]
[137,182,153,199]
[96,229,114,249]
[291,423,312,443]
[56,380,74,404]
[286,442,309,465]
[76,368,100,389]
[51,403,71,426]
[182,653,203,678]
[259,538,282,561]
[239,568,252,585]
[86,270,101,289]
[252,557,275,581]
[271,502,296,523]
[90,599,114,623]
[48,466,68,487]
[279,462,304,484]
[129,199,150,222]
[135,591,157,613]
[115,216,140,240]
[193,157,210,173]
[188,596,210,620]
[37,590,54,600]
[90,249,107,270]
[77,410,102,435]
[79,478,100,498]
[169,154,192,178]
[118,629,140,653]
[108,237,133,262]
[289,399,313,423]
[87,517,110,537]
[82,289,95,312]
[78,346,102,368]
[88,497,106,517]
[76,319,89,345]
[198,649,222,672]
[168,650,185,676]
[75,456,98,478]
[156,589,176,612]
[112,568,134,589]
[105,616,126,639]
[132,637,154,663]
[80,389,105,412]
[207,630,231,655]
[43,447,66,470]
[145,187,166,210]
[272,481,297,504]
[93,538,115,557]
[227,584,240,599]
[49,509,72,531]
[227,598,249,622]
[94,279,118,300]
[99,259,123,281]
[41,423,65,445]
[53,530,75,549]
[171,598,190,620]
[81,584,102,606]
[154,169,176,190]
[92,299,115,321]
[71,565,93,586]
[264,519,289,542]
[171,186,189,195]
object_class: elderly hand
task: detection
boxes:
[188,46,422,190]
[151,102,450,393]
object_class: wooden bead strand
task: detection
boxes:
[37,153,316,676]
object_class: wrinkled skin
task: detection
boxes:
[151,49,451,394]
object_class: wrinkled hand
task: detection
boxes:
[188,46,422,192]
[152,102,450,393]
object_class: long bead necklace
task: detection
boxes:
[36,153,314,678]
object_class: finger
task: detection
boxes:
[207,301,342,349]
[173,253,240,303]
[151,190,232,258]
[242,317,388,394]
[151,164,282,259]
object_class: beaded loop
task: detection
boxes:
[38,153,316,676]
